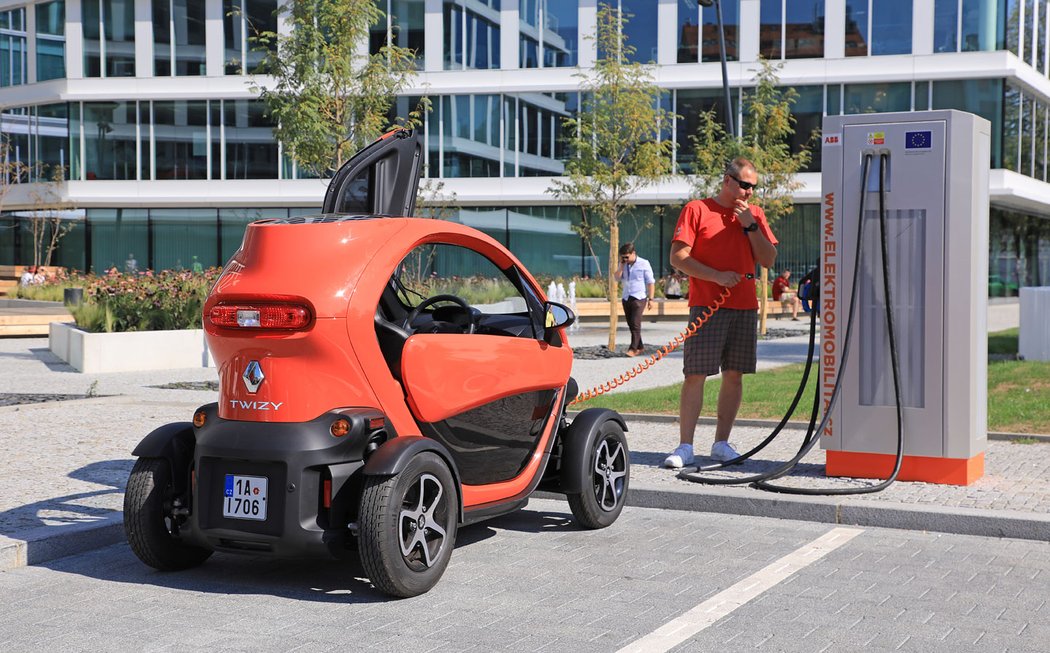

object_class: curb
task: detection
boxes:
[569,412,1050,442]
[0,513,124,572]
[537,486,1050,542]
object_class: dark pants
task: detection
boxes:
[622,297,646,351]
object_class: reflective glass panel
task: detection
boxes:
[759,0,782,59]
[174,0,206,75]
[153,100,210,180]
[444,0,501,69]
[83,101,137,180]
[35,2,65,81]
[34,103,70,181]
[150,209,218,271]
[932,78,1005,169]
[622,0,657,63]
[520,0,577,67]
[844,0,868,55]
[789,86,823,172]
[104,0,135,76]
[677,0,699,62]
[87,208,149,273]
[675,88,736,172]
[843,82,911,114]
[224,100,278,179]
[871,0,912,55]
[934,0,959,52]
[785,0,824,58]
[701,0,739,62]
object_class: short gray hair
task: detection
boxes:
[724,157,757,178]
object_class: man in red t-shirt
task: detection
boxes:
[664,158,778,468]
[772,269,802,320]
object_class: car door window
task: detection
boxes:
[394,243,540,338]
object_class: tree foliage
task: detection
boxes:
[690,58,811,227]
[252,0,419,175]
[549,3,675,348]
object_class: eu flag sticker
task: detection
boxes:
[906,131,932,149]
[224,474,235,497]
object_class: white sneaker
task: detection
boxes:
[664,444,694,468]
[710,440,741,462]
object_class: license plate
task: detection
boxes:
[223,474,268,521]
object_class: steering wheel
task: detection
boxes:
[402,294,476,334]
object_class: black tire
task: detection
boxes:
[567,421,630,529]
[124,457,212,571]
[358,452,459,598]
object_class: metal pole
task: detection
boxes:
[714,0,735,137]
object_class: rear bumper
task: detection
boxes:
[181,403,388,558]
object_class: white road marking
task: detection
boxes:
[617,526,864,653]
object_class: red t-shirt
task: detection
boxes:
[771,276,791,300]
[672,198,778,310]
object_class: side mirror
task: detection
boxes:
[544,301,575,330]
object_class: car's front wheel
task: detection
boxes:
[124,457,212,570]
[358,452,458,598]
[567,421,630,529]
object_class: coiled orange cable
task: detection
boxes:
[569,286,733,406]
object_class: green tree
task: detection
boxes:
[549,3,675,349]
[252,0,419,176]
[690,58,812,331]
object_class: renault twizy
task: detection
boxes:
[123,129,630,597]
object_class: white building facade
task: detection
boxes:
[1,0,1048,291]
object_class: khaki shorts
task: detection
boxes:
[683,307,758,377]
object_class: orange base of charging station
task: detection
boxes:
[825,451,985,486]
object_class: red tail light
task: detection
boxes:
[210,303,312,330]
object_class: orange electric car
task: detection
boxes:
[123,129,630,597]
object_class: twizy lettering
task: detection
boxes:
[229,400,284,411]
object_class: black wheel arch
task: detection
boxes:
[363,435,464,522]
[131,421,196,498]
[559,408,628,495]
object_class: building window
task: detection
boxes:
[678,0,739,64]
[846,0,912,56]
[519,0,578,68]
[843,82,911,113]
[934,0,1015,53]
[153,0,206,76]
[444,0,501,70]
[83,0,135,77]
[788,85,823,172]
[224,100,278,179]
[225,0,277,75]
[369,0,424,69]
[83,101,138,180]
[760,0,825,60]
[931,78,1005,169]
[153,100,210,179]
[0,7,27,87]
[35,1,65,81]
[674,87,739,171]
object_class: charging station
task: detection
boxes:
[819,110,990,485]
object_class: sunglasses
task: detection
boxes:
[728,175,758,191]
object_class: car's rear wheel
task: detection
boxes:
[359,452,458,598]
[567,421,630,529]
[124,457,212,570]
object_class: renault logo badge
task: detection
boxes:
[242,360,265,393]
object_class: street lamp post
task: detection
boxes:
[699,0,734,137]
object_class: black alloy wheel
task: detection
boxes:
[567,421,630,529]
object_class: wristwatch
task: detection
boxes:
[742,222,759,233]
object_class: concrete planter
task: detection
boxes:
[49,322,214,373]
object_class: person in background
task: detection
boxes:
[665,157,778,468]
[614,242,655,357]
[19,266,35,287]
[664,272,683,299]
[771,269,802,320]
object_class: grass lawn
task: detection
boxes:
[582,329,1050,434]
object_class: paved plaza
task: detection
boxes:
[0,299,1046,650]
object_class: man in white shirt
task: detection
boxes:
[615,242,655,357]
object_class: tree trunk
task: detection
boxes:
[758,266,769,336]
[607,222,619,350]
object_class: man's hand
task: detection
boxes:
[735,200,756,227]
[713,270,742,287]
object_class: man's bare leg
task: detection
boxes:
[679,374,706,446]
[715,370,743,443]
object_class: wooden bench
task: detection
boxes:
[572,298,797,319]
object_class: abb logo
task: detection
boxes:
[823,135,840,145]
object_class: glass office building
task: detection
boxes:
[1,0,1049,291]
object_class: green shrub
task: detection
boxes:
[71,269,220,333]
